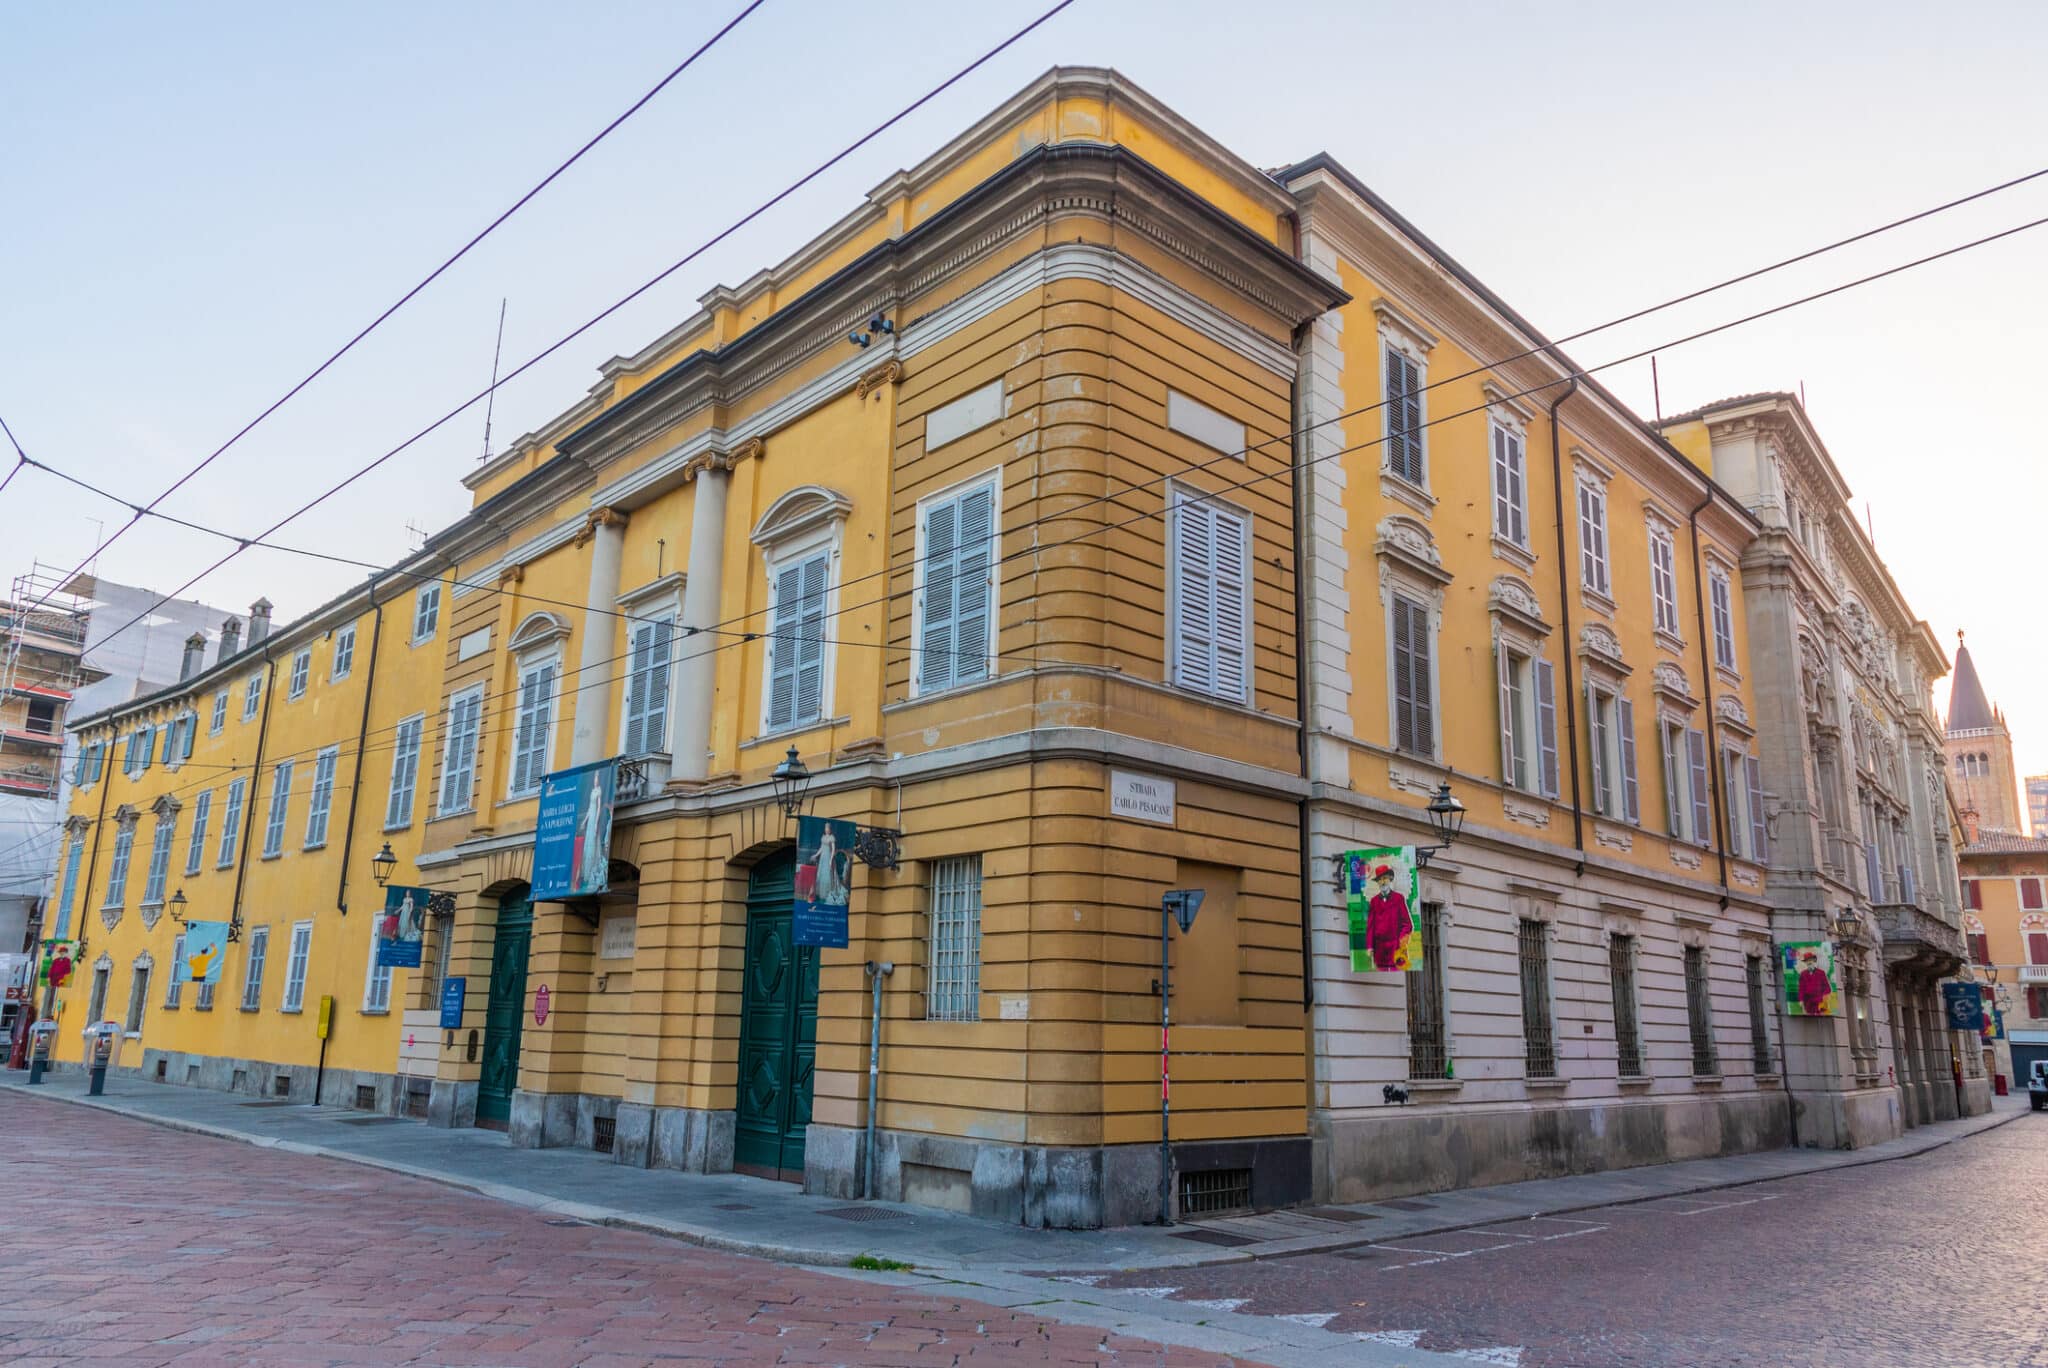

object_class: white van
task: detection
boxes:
[2030,1059,2048,1111]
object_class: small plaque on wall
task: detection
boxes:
[1109,770,1176,825]
[599,913,636,961]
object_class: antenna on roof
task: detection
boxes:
[404,520,429,552]
[480,297,508,464]
[1650,355,1662,424]
[1799,379,1808,409]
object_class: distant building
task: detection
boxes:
[1944,634,2023,835]
[0,566,228,955]
[2026,775,2048,837]
[1957,829,2048,1089]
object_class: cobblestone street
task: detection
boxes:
[1083,1113,2048,1367]
[0,1093,1256,1367]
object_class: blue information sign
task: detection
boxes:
[1942,982,1985,1034]
[439,976,466,1030]
[793,814,856,948]
[531,759,617,902]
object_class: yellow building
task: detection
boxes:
[46,68,1954,1222]
[43,570,449,1108]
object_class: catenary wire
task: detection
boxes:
[20,204,2042,878]
[67,0,1084,669]
[5,0,770,629]
[24,159,2048,659]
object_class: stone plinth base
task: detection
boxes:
[120,1048,403,1113]
[1791,1083,1903,1149]
[1312,1089,1796,1204]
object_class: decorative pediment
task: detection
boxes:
[1716,693,1753,736]
[1580,622,1627,673]
[1487,575,1547,636]
[150,793,182,820]
[1651,661,1697,710]
[751,485,854,548]
[111,804,140,831]
[1374,516,1452,588]
[93,952,113,972]
[99,901,121,933]
[508,611,572,653]
[62,814,93,836]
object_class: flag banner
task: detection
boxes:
[793,814,856,949]
[531,759,617,901]
[1342,846,1422,974]
[1779,940,1839,1016]
[1943,982,1985,1034]
[174,923,230,985]
[376,886,429,969]
[39,940,76,989]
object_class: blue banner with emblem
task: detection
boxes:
[531,759,616,901]
[1942,982,1985,1034]
[792,814,855,948]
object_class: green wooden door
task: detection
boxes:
[476,893,533,1127]
[734,853,818,1179]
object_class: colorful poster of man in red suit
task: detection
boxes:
[1343,846,1421,974]
[1778,940,1838,1016]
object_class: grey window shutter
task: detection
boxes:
[1586,685,1607,814]
[920,497,958,692]
[1497,644,1517,789]
[953,483,995,688]
[623,623,653,755]
[1687,728,1712,847]
[1533,657,1558,798]
[767,562,803,729]
[793,553,828,725]
[1173,500,1216,695]
[1211,502,1249,701]
[1721,750,1744,859]
[1409,600,1433,755]
[645,618,673,752]
[1745,754,1768,863]
[1387,351,1423,484]
[1618,697,1640,825]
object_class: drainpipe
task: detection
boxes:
[1288,313,1317,1012]
[229,645,280,932]
[1686,480,1732,902]
[1546,378,1586,870]
[47,755,114,1020]
[862,959,894,1200]
[334,577,385,916]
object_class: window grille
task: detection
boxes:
[1406,903,1448,1079]
[592,1116,617,1154]
[1684,945,1719,1076]
[1745,955,1773,1074]
[926,856,983,1021]
[1609,934,1643,1077]
[1178,1168,1252,1218]
[87,966,110,1025]
[1518,919,1556,1079]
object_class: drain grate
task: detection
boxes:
[1301,1206,1380,1224]
[592,1117,616,1154]
[274,1075,292,1098]
[821,1206,909,1223]
[1178,1167,1253,1218]
[354,1084,377,1110]
[713,1202,754,1212]
[1171,1228,1258,1247]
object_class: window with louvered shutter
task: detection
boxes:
[1579,482,1609,595]
[766,551,829,731]
[1745,754,1768,862]
[1384,346,1425,485]
[1170,493,1251,703]
[1618,697,1640,825]
[1391,594,1433,756]
[263,761,293,858]
[218,778,245,867]
[1687,728,1712,847]
[1491,424,1526,546]
[1498,647,1526,791]
[916,479,997,695]
[1649,527,1680,635]
[622,616,675,754]
[1710,569,1736,671]
[1534,658,1559,798]
[1587,685,1611,815]
[509,658,558,795]
[386,716,422,829]
[186,792,211,875]
[437,688,483,815]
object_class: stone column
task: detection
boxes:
[1923,991,1958,1121]
[1891,974,1923,1127]
[669,441,758,783]
[570,508,629,767]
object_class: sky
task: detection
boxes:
[4,0,2047,768]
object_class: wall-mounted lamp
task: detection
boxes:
[771,746,812,820]
[370,842,398,888]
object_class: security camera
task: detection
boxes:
[848,331,871,348]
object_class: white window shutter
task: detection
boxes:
[1687,728,1712,847]
[952,483,995,688]
[1535,657,1559,798]
[1497,644,1517,788]
[622,623,652,756]
[919,498,958,693]
[767,562,803,729]
[1618,697,1640,824]
[1745,754,1768,863]
[794,554,828,725]
[1210,502,1249,701]
[644,618,673,751]
[1172,500,1216,696]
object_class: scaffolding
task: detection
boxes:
[0,562,90,700]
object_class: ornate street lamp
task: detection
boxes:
[1420,782,1468,863]
[370,841,398,888]
[771,746,812,821]
[167,887,242,942]
[1833,906,1862,946]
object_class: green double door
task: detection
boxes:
[733,853,818,1180]
[477,893,533,1128]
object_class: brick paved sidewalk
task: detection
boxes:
[0,1090,1276,1368]
[2,1070,2026,1276]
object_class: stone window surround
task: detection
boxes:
[1642,500,1685,652]
[1572,449,1616,616]
[1376,515,1452,765]
[1484,382,1536,572]
[1508,885,1565,1088]
[1374,297,1437,518]
[1489,575,1551,802]
[748,485,852,740]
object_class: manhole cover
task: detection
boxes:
[1301,1206,1380,1223]
[1379,1198,1435,1212]
[713,1202,754,1211]
[1171,1228,1258,1247]
[821,1206,909,1223]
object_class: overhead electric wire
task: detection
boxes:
[4,0,770,623]
[16,202,2040,878]
[26,157,2047,663]
[68,0,1084,669]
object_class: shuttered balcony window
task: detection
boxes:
[764,551,830,732]
[915,478,997,697]
[1168,489,1251,704]
[620,616,675,755]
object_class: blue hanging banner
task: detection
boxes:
[1942,982,1985,1034]
[531,759,617,902]
[376,886,429,968]
[793,814,855,948]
